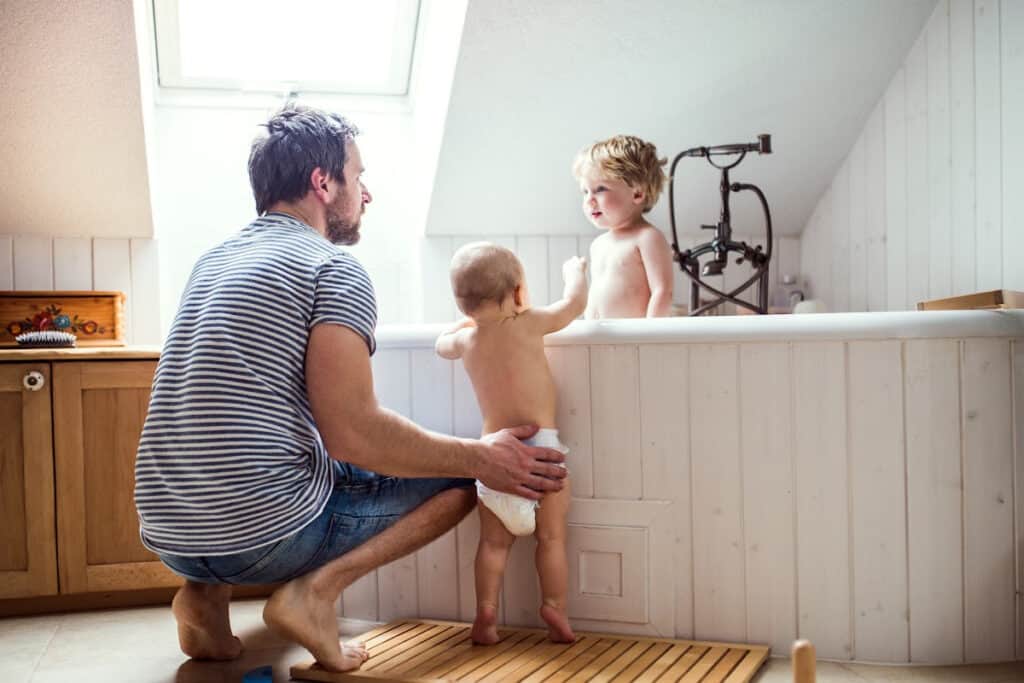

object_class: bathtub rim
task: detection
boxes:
[376,309,1024,349]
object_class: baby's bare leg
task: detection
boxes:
[473,504,515,645]
[534,481,575,643]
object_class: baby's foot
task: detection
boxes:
[471,605,500,645]
[540,604,575,643]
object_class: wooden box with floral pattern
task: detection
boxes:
[1,291,126,347]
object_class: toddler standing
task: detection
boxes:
[435,242,587,645]
[573,135,674,318]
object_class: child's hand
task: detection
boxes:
[562,256,587,282]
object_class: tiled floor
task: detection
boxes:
[1,600,1022,682]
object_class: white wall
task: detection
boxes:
[426,0,936,238]
[801,0,1024,311]
[0,0,154,239]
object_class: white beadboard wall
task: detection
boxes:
[338,312,1024,665]
[801,0,1024,312]
[420,233,801,322]
[0,234,161,344]
[1,230,796,340]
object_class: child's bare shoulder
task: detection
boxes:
[517,310,557,338]
[635,223,669,245]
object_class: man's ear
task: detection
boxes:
[310,167,331,202]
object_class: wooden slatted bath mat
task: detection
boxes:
[290,619,770,683]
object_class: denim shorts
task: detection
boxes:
[158,461,473,585]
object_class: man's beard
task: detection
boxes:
[325,196,361,246]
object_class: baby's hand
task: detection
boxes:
[562,256,587,282]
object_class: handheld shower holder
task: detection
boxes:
[668,134,774,316]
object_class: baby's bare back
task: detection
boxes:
[588,230,653,319]
[460,314,557,435]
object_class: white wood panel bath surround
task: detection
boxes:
[341,311,1024,666]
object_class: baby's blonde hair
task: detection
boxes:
[450,242,524,315]
[572,135,667,213]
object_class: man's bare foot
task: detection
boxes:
[263,575,368,672]
[171,582,244,660]
[471,604,500,645]
[540,604,575,643]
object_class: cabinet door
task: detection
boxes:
[52,361,181,593]
[0,363,58,598]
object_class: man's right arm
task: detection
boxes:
[306,323,566,499]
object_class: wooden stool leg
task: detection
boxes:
[792,639,816,683]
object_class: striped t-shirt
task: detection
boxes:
[134,212,377,556]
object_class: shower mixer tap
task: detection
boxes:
[668,134,774,316]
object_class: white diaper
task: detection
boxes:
[476,428,568,536]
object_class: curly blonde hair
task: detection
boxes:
[572,135,667,213]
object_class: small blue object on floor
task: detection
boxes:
[242,665,273,682]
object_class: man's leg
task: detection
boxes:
[263,485,475,672]
[171,581,243,660]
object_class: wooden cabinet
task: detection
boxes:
[52,361,179,593]
[0,357,179,600]
[0,363,58,599]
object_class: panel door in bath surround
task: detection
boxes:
[565,498,674,636]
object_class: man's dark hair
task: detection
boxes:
[248,104,360,215]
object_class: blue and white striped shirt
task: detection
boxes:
[135,212,377,556]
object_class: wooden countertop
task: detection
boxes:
[0,345,161,361]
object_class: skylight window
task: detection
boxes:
[153,0,420,95]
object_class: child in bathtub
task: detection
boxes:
[435,242,587,645]
[573,134,675,318]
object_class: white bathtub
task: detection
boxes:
[339,310,1024,665]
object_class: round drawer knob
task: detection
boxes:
[23,370,45,391]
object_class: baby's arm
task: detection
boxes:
[584,240,598,320]
[435,318,475,359]
[638,228,674,317]
[529,256,588,334]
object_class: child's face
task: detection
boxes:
[578,165,645,230]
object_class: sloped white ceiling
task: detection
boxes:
[0,0,153,238]
[426,0,937,237]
